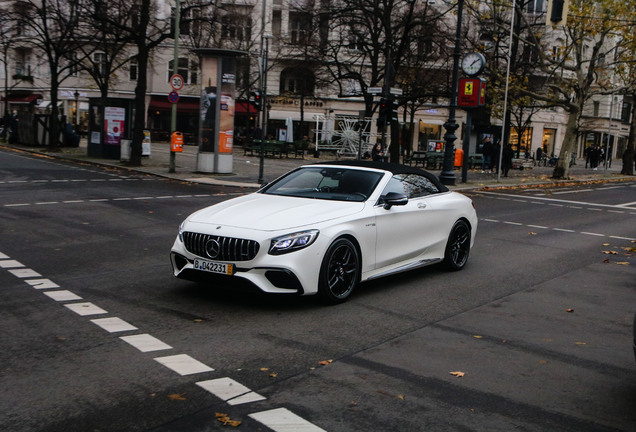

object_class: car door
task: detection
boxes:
[373,173,447,269]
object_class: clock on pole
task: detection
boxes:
[461,52,486,77]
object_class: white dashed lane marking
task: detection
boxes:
[154,354,215,375]
[64,302,108,316]
[91,317,138,333]
[1,251,329,431]
[249,408,329,432]
[197,377,266,405]
[120,334,173,352]
[43,290,82,302]
[2,193,243,208]
[480,219,635,241]
[477,190,636,212]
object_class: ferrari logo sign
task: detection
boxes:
[458,78,486,107]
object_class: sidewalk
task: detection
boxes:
[3,139,631,190]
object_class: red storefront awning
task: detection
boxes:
[235,101,258,115]
[1,94,42,104]
[149,95,200,113]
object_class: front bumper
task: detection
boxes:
[170,233,324,295]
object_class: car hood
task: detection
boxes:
[187,193,366,231]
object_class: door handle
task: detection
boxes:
[417,202,427,209]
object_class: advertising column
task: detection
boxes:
[195,49,243,173]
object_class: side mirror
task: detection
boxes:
[382,192,408,210]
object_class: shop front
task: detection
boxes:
[147,95,200,144]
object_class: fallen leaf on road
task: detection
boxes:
[566,309,574,313]
[450,371,465,377]
[616,262,630,265]
[602,250,618,255]
[575,342,587,345]
[319,360,333,366]
[269,373,278,378]
[168,393,186,401]
[215,412,241,427]
[473,335,483,339]
[528,232,537,235]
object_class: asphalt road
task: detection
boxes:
[1,148,635,432]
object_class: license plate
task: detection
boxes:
[193,259,233,275]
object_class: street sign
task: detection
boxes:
[170,74,184,91]
[168,91,180,104]
[458,78,486,107]
[368,87,383,94]
[389,87,403,96]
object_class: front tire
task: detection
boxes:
[443,220,471,271]
[318,238,360,304]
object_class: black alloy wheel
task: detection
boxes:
[318,238,360,304]
[444,220,471,271]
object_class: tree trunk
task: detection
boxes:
[552,107,579,179]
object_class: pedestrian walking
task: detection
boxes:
[481,136,493,173]
[589,145,601,170]
[372,143,387,162]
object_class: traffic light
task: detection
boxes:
[377,98,390,128]
[546,0,568,26]
[250,91,261,110]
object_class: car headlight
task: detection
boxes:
[269,230,319,255]
[178,221,186,242]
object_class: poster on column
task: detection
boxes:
[104,107,125,146]
[199,56,218,153]
[219,58,236,153]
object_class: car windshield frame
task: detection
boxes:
[260,166,384,202]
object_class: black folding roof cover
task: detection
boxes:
[310,160,449,193]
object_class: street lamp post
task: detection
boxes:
[439,0,464,186]
[74,90,80,128]
[258,34,272,184]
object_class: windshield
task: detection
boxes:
[261,167,383,202]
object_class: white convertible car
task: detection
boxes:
[170,160,477,303]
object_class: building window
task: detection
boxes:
[168,57,198,85]
[14,50,31,76]
[272,11,281,36]
[129,57,138,81]
[593,101,600,117]
[221,15,252,41]
[290,13,311,45]
[348,33,364,52]
[280,68,315,96]
[68,52,78,77]
[621,102,631,122]
[94,52,107,77]
[526,0,544,13]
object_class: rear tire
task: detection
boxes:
[318,238,360,304]
[443,220,471,271]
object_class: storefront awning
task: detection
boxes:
[268,110,323,121]
[36,100,63,109]
[149,95,200,114]
[235,101,258,115]
[2,94,42,104]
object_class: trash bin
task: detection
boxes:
[171,132,184,152]
[454,148,464,168]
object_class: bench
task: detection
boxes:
[405,151,427,167]
[468,154,483,169]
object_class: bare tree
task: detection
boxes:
[13,0,85,148]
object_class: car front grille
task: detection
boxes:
[182,232,260,261]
